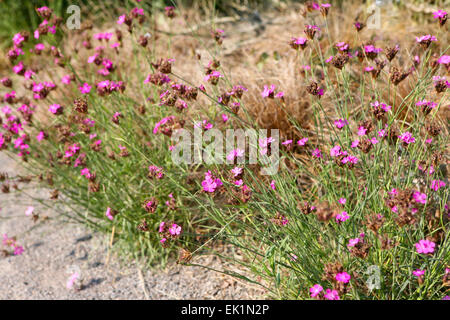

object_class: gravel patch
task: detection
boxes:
[0,153,266,299]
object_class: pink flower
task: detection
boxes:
[227,148,244,161]
[324,288,340,300]
[79,82,92,94]
[261,84,275,98]
[334,119,348,129]
[61,75,72,84]
[347,238,360,248]
[312,148,322,158]
[336,211,349,223]
[25,206,34,216]
[297,137,308,146]
[222,114,229,122]
[117,14,126,24]
[48,104,62,114]
[336,272,351,283]
[36,131,45,142]
[416,35,437,43]
[351,140,359,148]
[398,131,415,144]
[291,37,308,46]
[330,145,342,157]
[430,180,446,191]
[105,207,114,221]
[201,171,222,193]
[66,272,80,289]
[12,33,25,46]
[364,45,382,54]
[433,10,447,19]
[415,239,435,254]
[203,70,222,83]
[169,223,182,236]
[231,167,243,177]
[357,126,367,136]
[80,168,93,179]
[13,246,24,256]
[413,191,427,204]
[437,55,450,65]
[339,198,346,205]
[270,180,276,190]
[309,284,323,298]
[412,269,425,277]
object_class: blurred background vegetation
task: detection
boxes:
[0,0,446,48]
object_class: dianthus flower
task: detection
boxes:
[309,284,323,298]
[335,272,351,283]
[415,239,435,254]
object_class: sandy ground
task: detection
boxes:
[0,153,265,299]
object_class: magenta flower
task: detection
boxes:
[36,131,45,142]
[336,272,351,283]
[330,145,342,157]
[105,207,114,221]
[13,246,24,256]
[357,126,367,136]
[430,180,446,191]
[227,148,245,161]
[343,156,358,166]
[48,104,62,114]
[231,167,243,177]
[117,14,126,24]
[309,284,323,298]
[437,55,450,65]
[416,34,437,44]
[270,180,276,190]
[412,269,425,277]
[169,223,182,236]
[204,70,222,83]
[364,45,382,53]
[221,114,229,122]
[61,75,72,84]
[297,137,308,146]
[201,171,222,193]
[79,82,92,94]
[371,101,391,112]
[433,10,447,19]
[290,37,308,50]
[347,237,360,248]
[415,239,435,254]
[12,33,25,47]
[413,191,427,204]
[398,131,415,144]
[334,119,348,129]
[312,148,322,158]
[336,211,349,223]
[324,289,340,300]
[261,84,283,99]
[336,42,349,52]
[80,168,93,179]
